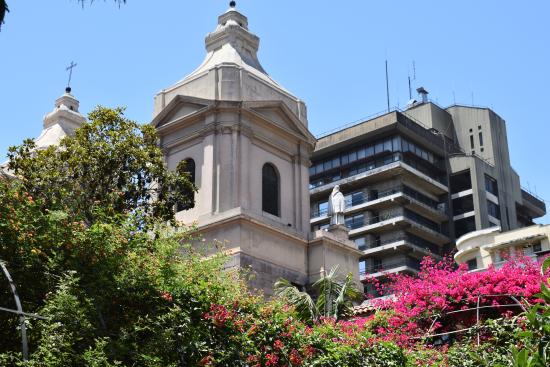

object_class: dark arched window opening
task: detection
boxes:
[262,163,279,216]
[177,158,195,212]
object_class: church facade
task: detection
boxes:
[149,4,361,295]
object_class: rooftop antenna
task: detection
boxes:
[65,61,77,93]
[408,76,412,100]
[385,59,390,112]
[412,60,416,80]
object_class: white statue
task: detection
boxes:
[328,184,346,225]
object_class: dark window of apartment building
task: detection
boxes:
[359,260,366,274]
[470,135,475,149]
[351,150,360,161]
[373,257,382,271]
[467,258,478,271]
[370,211,379,224]
[406,233,441,255]
[479,132,484,147]
[358,147,367,159]
[533,242,542,253]
[450,170,472,194]
[365,145,374,157]
[485,175,499,196]
[345,191,365,207]
[176,158,196,212]
[262,163,279,216]
[354,237,367,251]
[404,209,441,233]
[403,185,440,209]
[384,139,393,152]
[370,189,379,200]
[455,216,476,239]
[345,213,364,230]
[313,201,328,217]
[452,195,474,216]
[487,200,501,219]
[478,125,482,130]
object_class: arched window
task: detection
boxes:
[184,158,196,185]
[262,163,279,216]
[177,158,196,212]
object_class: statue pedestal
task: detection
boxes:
[307,226,362,286]
[327,224,350,242]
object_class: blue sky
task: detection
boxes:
[1,0,548,223]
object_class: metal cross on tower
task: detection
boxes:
[65,61,77,92]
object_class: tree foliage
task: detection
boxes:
[7,106,195,227]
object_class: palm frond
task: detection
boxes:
[274,278,317,321]
[334,272,362,319]
[314,265,345,318]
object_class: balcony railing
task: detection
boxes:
[360,234,441,255]
[311,185,446,219]
[345,210,448,236]
[361,257,421,275]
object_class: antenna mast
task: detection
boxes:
[385,60,390,112]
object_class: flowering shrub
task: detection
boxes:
[361,255,546,346]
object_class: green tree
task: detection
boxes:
[0,105,195,364]
[0,173,239,365]
[7,106,195,227]
[274,265,362,322]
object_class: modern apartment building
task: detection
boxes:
[455,224,550,271]
[309,91,546,296]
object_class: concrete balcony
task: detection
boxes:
[360,235,442,259]
[520,188,546,218]
[360,257,421,280]
[348,211,449,245]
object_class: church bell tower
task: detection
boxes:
[151,3,360,295]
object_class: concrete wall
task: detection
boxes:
[404,103,456,140]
